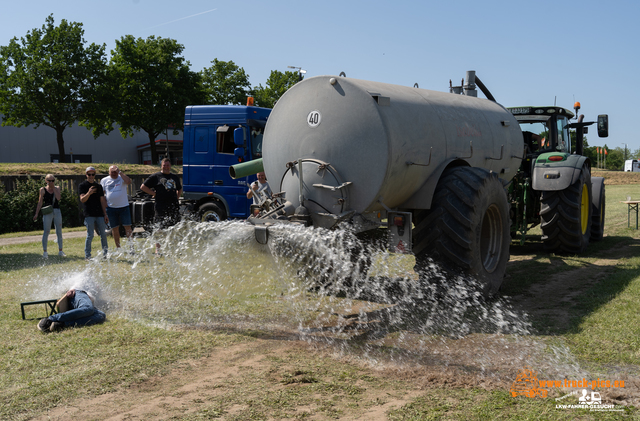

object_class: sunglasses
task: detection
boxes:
[87,173,96,176]
[46,179,55,182]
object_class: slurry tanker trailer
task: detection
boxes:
[229,71,608,294]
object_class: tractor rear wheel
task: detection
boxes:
[540,166,592,253]
[413,167,510,296]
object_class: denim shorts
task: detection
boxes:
[106,206,132,228]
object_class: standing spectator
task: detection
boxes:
[78,166,109,259]
[140,158,182,254]
[33,174,65,258]
[100,165,132,249]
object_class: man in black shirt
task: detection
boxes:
[78,166,109,259]
[140,158,182,253]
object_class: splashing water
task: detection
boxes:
[19,220,587,380]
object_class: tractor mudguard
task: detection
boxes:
[591,176,605,208]
[531,154,588,191]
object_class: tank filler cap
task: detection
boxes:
[330,77,337,85]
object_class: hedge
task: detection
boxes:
[0,177,81,234]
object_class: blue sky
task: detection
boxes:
[2,0,639,154]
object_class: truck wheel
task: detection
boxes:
[540,166,592,253]
[198,202,226,223]
[413,167,510,296]
[591,177,605,241]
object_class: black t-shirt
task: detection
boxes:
[78,181,105,217]
[143,172,182,215]
[42,189,61,208]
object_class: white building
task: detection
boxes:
[0,118,182,164]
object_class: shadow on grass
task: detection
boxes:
[0,253,84,272]
[502,235,640,335]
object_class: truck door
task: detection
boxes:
[185,125,215,188]
[215,125,248,217]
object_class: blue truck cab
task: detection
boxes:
[182,104,271,221]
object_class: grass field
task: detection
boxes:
[0,162,174,176]
[1,182,640,420]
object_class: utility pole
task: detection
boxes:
[622,143,628,161]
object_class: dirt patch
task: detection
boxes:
[508,257,617,332]
[32,340,433,421]
[31,332,640,420]
[506,239,639,333]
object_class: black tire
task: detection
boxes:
[198,202,227,223]
[591,178,605,241]
[412,167,511,296]
[540,166,592,253]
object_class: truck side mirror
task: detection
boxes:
[233,127,245,146]
[597,115,609,138]
[234,147,245,159]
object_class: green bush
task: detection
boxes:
[0,177,81,234]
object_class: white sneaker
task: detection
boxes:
[43,252,48,258]
[58,251,66,257]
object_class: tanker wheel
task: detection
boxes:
[540,166,592,253]
[591,183,605,241]
[412,167,510,296]
[198,202,227,223]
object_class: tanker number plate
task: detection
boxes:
[307,110,321,128]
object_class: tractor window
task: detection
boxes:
[250,127,264,158]
[556,116,570,153]
[519,121,551,153]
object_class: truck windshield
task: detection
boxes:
[251,127,264,158]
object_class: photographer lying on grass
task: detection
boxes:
[37,289,106,333]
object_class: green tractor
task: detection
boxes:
[508,104,609,253]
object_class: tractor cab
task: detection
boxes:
[508,106,574,157]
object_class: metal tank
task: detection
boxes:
[262,75,523,228]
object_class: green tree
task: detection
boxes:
[107,35,203,164]
[253,70,301,108]
[605,146,624,170]
[0,15,108,163]
[570,130,600,164]
[201,59,251,105]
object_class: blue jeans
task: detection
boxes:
[84,216,108,258]
[49,291,106,327]
[42,208,63,252]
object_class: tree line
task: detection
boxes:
[0,15,301,164]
